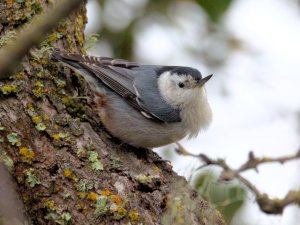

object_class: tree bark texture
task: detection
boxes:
[0,1,225,224]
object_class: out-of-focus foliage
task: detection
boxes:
[196,0,233,23]
[193,172,246,224]
[91,0,237,67]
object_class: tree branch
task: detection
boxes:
[175,144,300,214]
[0,0,83,80]
[237,150,300,173]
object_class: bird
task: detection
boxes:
[52,50,212,148]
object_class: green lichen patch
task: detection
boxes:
[25,168,41,187]
[44,211,72,225]
[62,191,71,199]
[7,132,21,146]
[31,115,48,131]
[35,122,47,131]
[88,151,104,171]
[94,196,109,217]
[88,151,98,162]
[91,161,103,171]
[75,179,94,192]
[60,212,72,224]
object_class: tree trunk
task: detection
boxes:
[0,1,225,224]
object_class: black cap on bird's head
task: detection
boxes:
[157,66,212,87]
[171,66,202,79]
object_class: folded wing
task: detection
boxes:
[52,51,181,123]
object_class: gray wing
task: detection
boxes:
[132,66,181,123]
[52,51,181,123]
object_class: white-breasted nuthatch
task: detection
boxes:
[52,50,212,148]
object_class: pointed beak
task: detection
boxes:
[197,74,213,87]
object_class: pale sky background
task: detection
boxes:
[86,0,300,224]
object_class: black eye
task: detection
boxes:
[178,82,185,88]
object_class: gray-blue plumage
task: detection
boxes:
[124,65,181,123]
[52,51,181,123]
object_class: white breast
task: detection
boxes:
[180,88,212,138]
[158,72,212,138]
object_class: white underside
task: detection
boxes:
[97,91,188,148]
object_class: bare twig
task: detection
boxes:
[175,143,300,214]
[237,150,300,173]
[0,0,84,80]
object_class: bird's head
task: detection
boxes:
[157,66,212,108]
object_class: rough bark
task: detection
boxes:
[0,1,225,224]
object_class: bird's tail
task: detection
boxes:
[51,49,85,69]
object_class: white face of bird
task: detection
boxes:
[158,71,212,108]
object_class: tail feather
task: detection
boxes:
[51,49,139,69]
[51,49,83,63]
